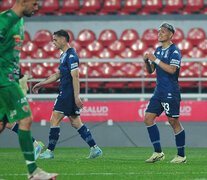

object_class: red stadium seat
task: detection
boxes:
[24,31,31,43]
[133,62,144,77]
[0,0,15,12]
[87,40,104,55]
[81,0,101,13]
[78,48,93,59]
[21,41,38,56]
[30,48,49,59]
[98,30,117,47]
[172,28,184,44]
[122,0,142,13]
[98,63,114,78]
[101,0,122,13]
[121,63,137,77]
[53,50,62,59]
[201,62,207,77]
[38,0,59,14]
[33,30,53,48]
[97,48,116,59]
[162,0,183,14]
[141,0,162,14]
[79,63,87,78]
[70,40,81,53]
[198,39,207,53]
[66,30,75,42]
[108,40,126,55]
[42,63,59,77]
[184,0,204,13]
[105,82,126,88]
[20,63,31,75]
[120,29,139,46]
[187,28,206,46]
[153,42,162,49]
[141,29,158,46]
[119,48,138,58]
[59,0,80,14]
[43,41,57,56]
[20,51,27,59]
[180,62,199,77]
[187,47,205,58]
[177,40,193,56]
[77,29,96,47]
[32,64,47,78]
[88,63,102,78]
[130,40,148,55]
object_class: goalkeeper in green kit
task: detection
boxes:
[0,0,58,179]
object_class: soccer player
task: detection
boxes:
[0,0,58,179]
[143,23,186,163]
[32,30,102,159]
[5,73,44,160]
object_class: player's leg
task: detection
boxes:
[39,111,64,159]
[144,98,165,163]
[168,117,186,163]
[69,115,102,159]
[6,120,44,160]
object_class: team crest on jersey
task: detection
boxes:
[22,105,29,112]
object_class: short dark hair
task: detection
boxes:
[53,30,70,42]
[159,22,175,34]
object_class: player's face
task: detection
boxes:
[22,0,39,17]
[53,35,63,50]
[158,27,173,43]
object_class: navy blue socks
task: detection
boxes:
[78,124,96,147]
[48,127,60,151]
[175,129,185,157]
[147,123,162,153]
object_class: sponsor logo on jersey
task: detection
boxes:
[69,54,74,58]
[10,110,17,119]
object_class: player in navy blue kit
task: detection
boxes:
[143,23,186,163]
[33,30,102,159]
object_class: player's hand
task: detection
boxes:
[32,83,42,94]
[75,97,83,109]
[148,53,156,62]
[19,75,32,96]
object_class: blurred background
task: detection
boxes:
[1,0,207,148]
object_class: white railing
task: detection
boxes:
[20,58,207,100]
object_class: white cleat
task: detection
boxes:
[34,141,45,160]
[169,155,187,163]
[87,146,102,159]
[146,152,165,163]
[28,167,58,180]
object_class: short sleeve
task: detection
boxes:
[170,50,181,68]
[67,54,79,72]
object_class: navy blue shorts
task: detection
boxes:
[53,93,80,116]
[146,97,180,118]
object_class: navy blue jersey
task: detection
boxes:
[153,44,181,101]
[53,48,80,116]
[59,48,79,92]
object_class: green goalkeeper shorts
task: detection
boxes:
[0,83,32,123]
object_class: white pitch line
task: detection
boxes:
[1,172,207,177]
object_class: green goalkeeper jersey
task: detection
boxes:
[0,9,24,87]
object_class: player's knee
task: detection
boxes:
[144,115,154,126]
[168,118,179,128]
[19,116,33,130]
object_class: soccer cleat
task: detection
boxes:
[34,141,45,160]
[28,167,58,180]
[39,150,54,159]
[146,152,165,163]
[87,146,102,159]
[169,155,187,163]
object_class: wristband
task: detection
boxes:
[155,59,160,65]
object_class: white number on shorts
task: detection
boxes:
[161,102,170,114]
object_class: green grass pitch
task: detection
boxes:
[0,147,207,180]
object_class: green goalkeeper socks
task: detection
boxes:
[18,129,37,174]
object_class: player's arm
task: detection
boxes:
[32,70,60,93]
[71,69,83,109]
[143,53,155,74]
[148,53,177,74]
